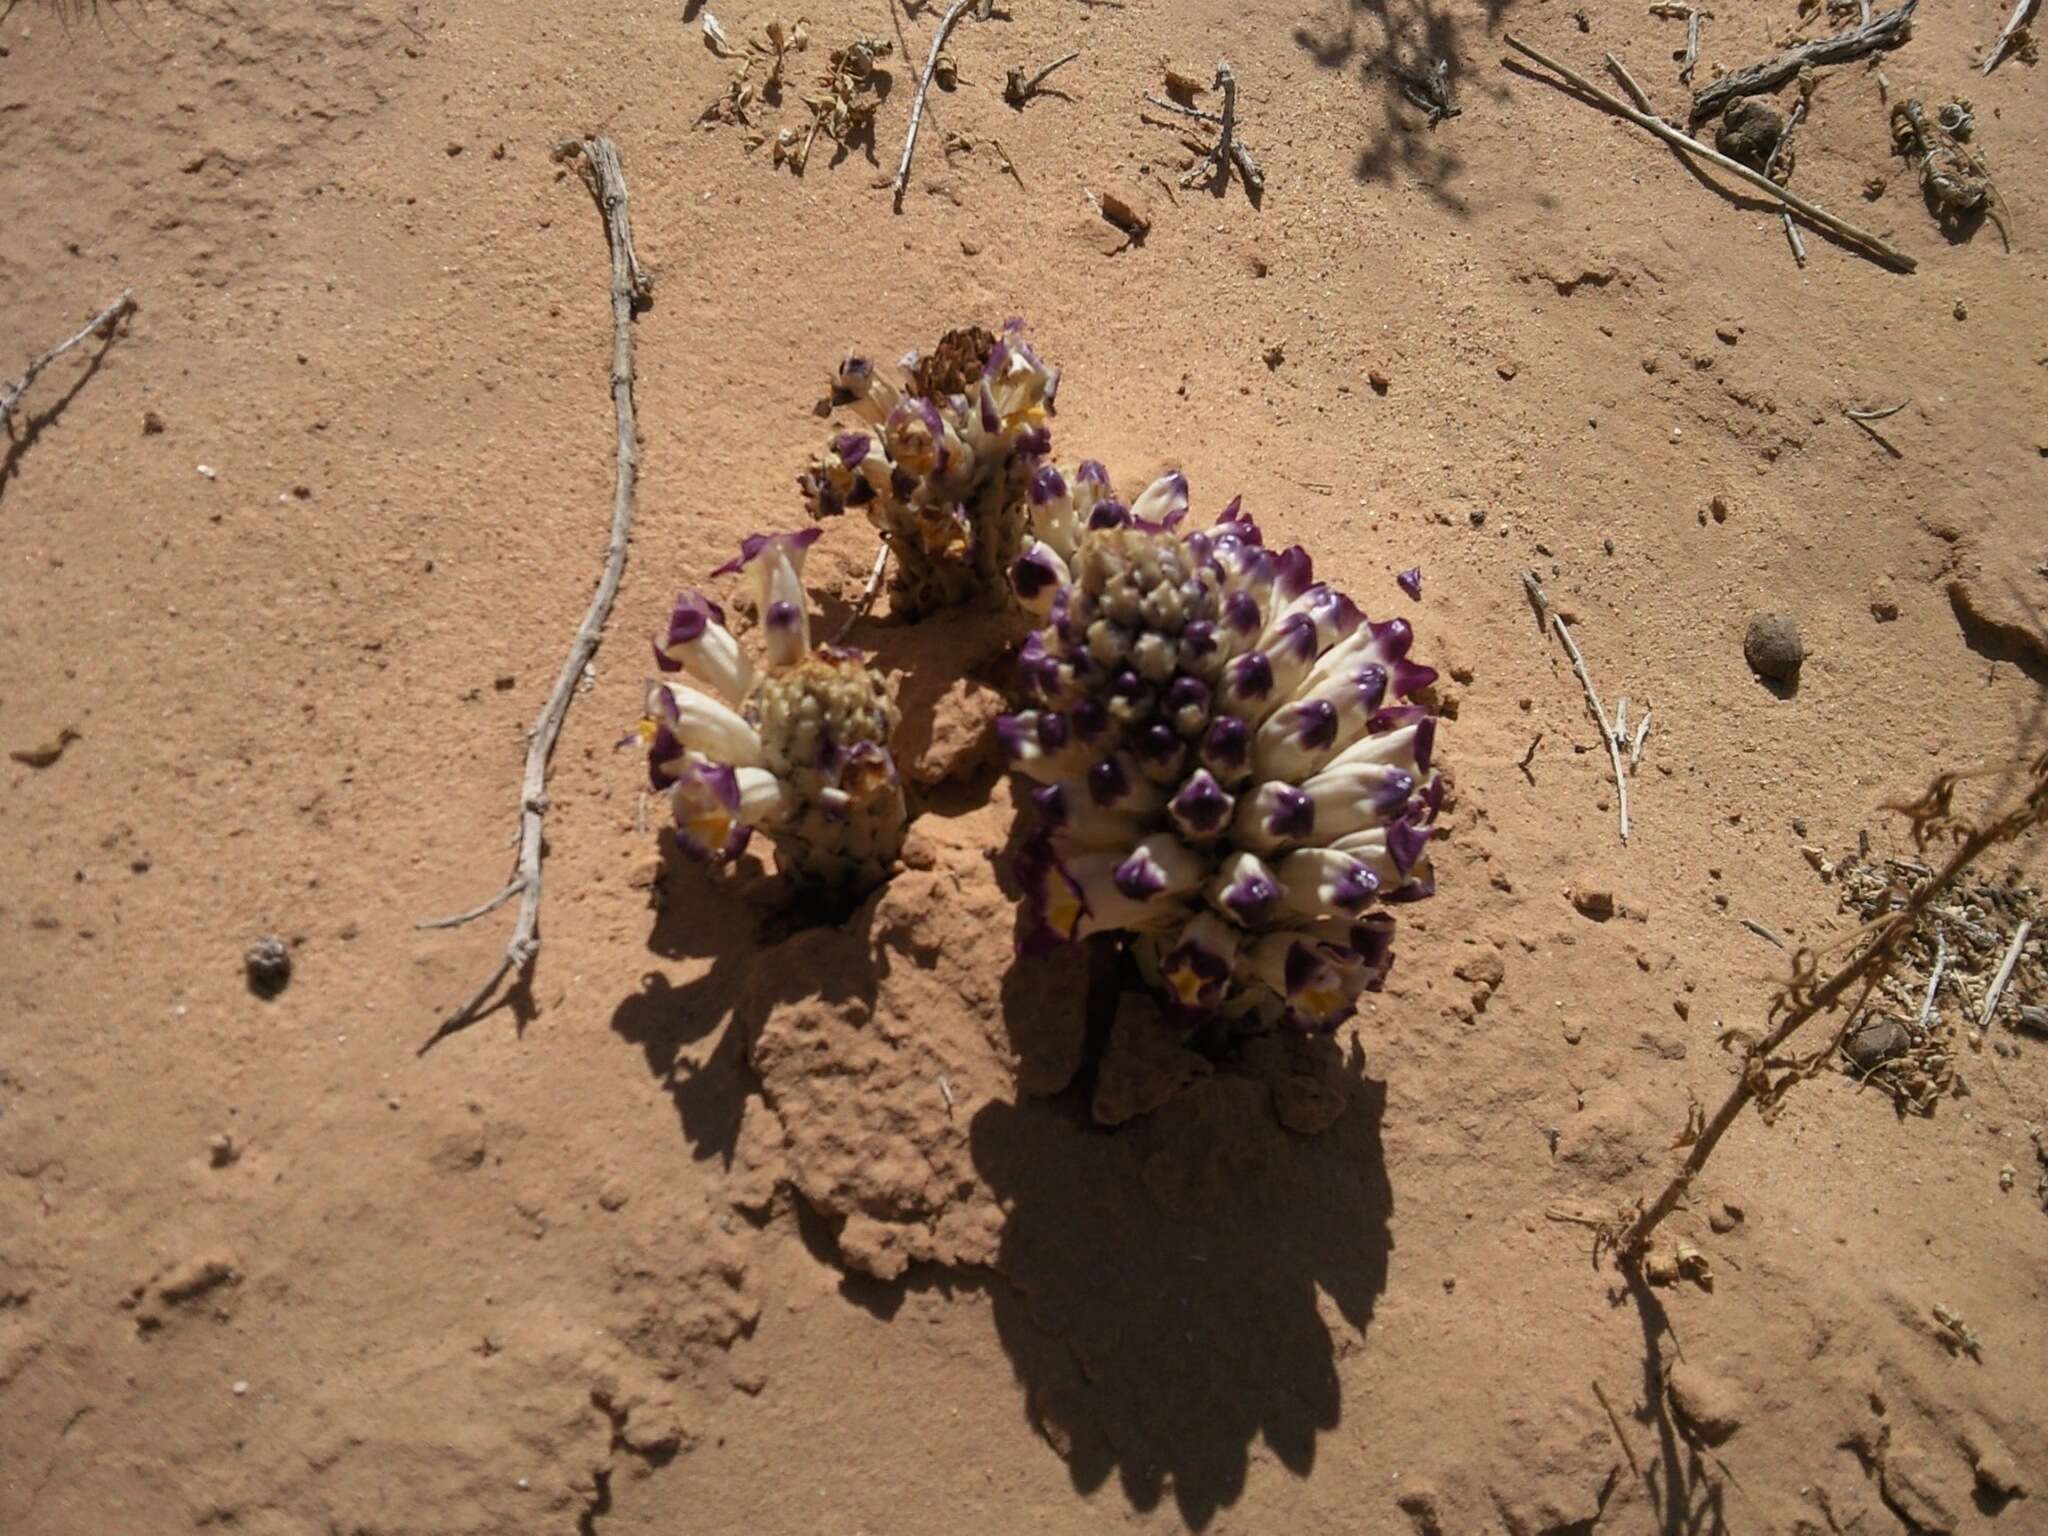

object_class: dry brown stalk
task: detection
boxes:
[1614,746,2048,1258]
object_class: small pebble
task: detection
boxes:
[1367,369,1391,394]
[1871,597,1899,622]
[208,1132,240,1168]
[245,937,291,997]
[142,411,165,435]
[1710,496,1728,523]
[232,1380,249,1396]
[1743,613,1803,684]
[196,464,217,479]
[1469,508,1486,528]
[1571,887,1616,919]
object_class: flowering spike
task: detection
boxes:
[999,472,1443,1033]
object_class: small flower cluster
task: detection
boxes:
[1000,468,1442,1032]
[647,528,905,900]
[798,320,1060,618]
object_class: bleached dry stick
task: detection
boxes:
[1981,0,2037,74]
[1506,34,1917,272]
[1980,918,2032,1027]
[1,291,135,427]
[832,545,891,643]
[1180,60,1262,194]
[1630,710,1652,769]
[893,0,977,213]
[1523,568,1629,846]
[1763,98,1810,267]
[1603,53,1661,116]
[1917,932,1949,1031]
[418,136,648,1048]
[1556,616,1628,844]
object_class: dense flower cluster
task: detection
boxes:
[999,469,1442,1032]
[646,528,905,899]
[797,320,1060,618]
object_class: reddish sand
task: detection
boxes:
[2,1,2044,1532]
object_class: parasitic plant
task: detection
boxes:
[798,319,1060,618]
[647,529,906,901]
[999,467,1442,1033]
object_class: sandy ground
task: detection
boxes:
[3,0,2046,1531]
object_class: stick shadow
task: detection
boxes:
[1,326,126,505]
[1293,0,1517,214]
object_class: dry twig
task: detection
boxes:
[418,137,647,1049]
[1505,35,1917,272]
[1178,60,1263,195]
[1649,3,1712,87]
[1981,0,2038,74]
[893,0,977,211]
[1553,606,1630,844]
[1689,0,1916,123]
[1005,50,1080,107]
[1,291,135,428]
[1615,747,2048,1257]
[1980,918,2031,1027]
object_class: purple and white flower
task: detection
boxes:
[644,532,905,900]
[800,321,1061,618]
[997,477,1443,1032]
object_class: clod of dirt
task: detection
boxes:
[245,936,292,996]
[207,1132,240,1168]
[1667,1362,1743,1444]
[1743,613,1804,684]
[1707,1200,1744,1233]
[1871,596,1900,622]
[900,675,1005,787]
[1570,886,1616,920]
[142,410,165,435]
[1239,1030,1355,1135]
[1965,1433,2028,1500]
[1843,1014,1910,1073]
[1714,99,1783,170]
[1093,995,1212,1127]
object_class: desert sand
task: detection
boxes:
[2,1,2045,1532]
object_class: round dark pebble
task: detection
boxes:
[245,937,292,997]
[1744,614,1804,683]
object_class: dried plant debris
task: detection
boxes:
[1932,1303,1984,1362]
[1395,56,1461,126]
[700,17,810,127]
[777,36,892,172]
[1823,848,2040,1114]
[1890,99,2009,245]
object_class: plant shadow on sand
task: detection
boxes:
[967,1069,1393,1528]
[1293,0,1518,214]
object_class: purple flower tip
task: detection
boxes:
[833,432,871,468]
[1012,549,1060,600]
[1087,499,1130,531]
[1113,851,1167,901]
[1388,816,1432,875]
[1267,786,1314,841]
[1170,772,1229,833]
[1029,464,1068,505]
[1087,756,1131,807]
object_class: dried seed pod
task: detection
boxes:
[647,530,905,902]
[998,474,1443,1035]
[799,319,1061,618]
